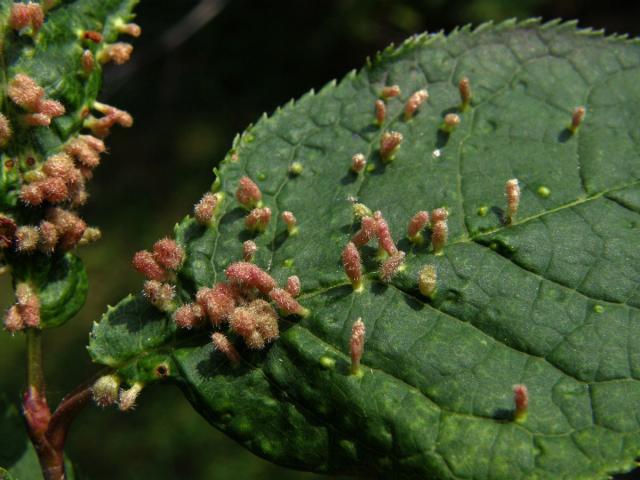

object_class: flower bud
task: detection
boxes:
[350,318,366,375]
[404,89,429,120]
[92,374,121,407]
[236,176,262,208]
[342,242,362,291]
[211,333,241,364]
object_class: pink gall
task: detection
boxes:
[82,30,103,43]
[505,179,520,224]
[342,242,362,291]
[174,303,205,330]
[513,384,529,422]
[381,85,401,99]
[430,208,448,255]
[571,106,585,133]
[242,240,257,262]
[350,318,366,375]
[20,183,44,206]
[380,131,403,162]
[152,237,184,271]
[236,176,262,209]
[211,333,241,365]
[4,305,24,334]
[38,99,65,118]
[407,211,430,245]
[245,207,271,233]
[118,383,143,412]
[250,299,279,343]
[418,265,437,299]
[269,288,308,316]
[380,251,405,283]
[229,306,257,338]
[15,226,39,252]
[98,42,134,65]
[286,275,301,297]
[9,2,43,33]
[351,153,366,174]
[16,283,40,328]
[43,153,75,181]
[0,114,12,147]
[82,50,95,74]
[8,74,44,111]
[65,137,101,168]
[41,177,69,203]
[374,99,386,126]
[0,215,17,249]
[225,261,276,294]
[374,211,398,256]
[351,215,377,247]
[459,77,472,110]
[23,113,51,127]
[117,22,141,37]
[196,283,237,325]
[282,211,298,235]
[92,375,121,407]
[194,192,218,225]
[132,250,166,281]
[404,89,429,120]
[441,113,461,133]
[37,221,58,253]
[143,280,175,312]
[78,227,101,246]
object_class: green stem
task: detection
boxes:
[27,329,44,392]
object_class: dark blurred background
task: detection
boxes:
[1,0,639,478]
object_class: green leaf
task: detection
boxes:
[9,252,87,329]
[90,20,640,478]
[0,0,139,329]
[0,396,75,480]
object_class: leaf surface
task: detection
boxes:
[89,20,640,479]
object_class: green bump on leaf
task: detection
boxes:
[90,20,640,479]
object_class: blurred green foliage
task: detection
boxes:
[1,0,639,478]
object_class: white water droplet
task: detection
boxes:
[432,149,441,159]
